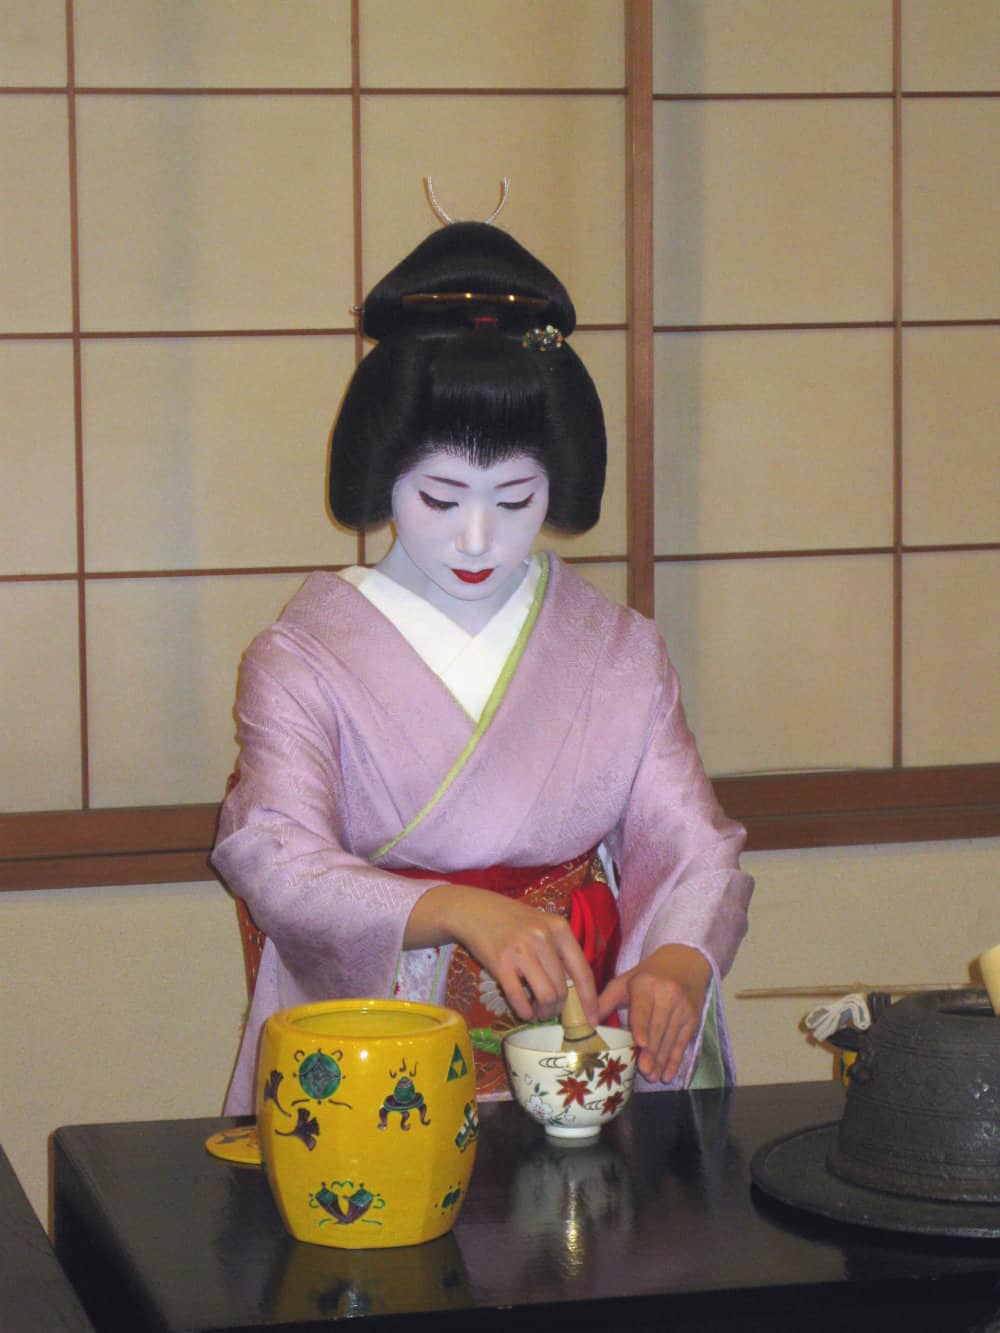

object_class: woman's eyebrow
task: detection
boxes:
[420,473,537,490]
[422,474,468,489]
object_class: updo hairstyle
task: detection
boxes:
[328,222,606,533]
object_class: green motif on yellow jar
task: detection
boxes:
[378,1060,431,1130]
[297,1049,343,1101]
[310,1180,385,1227]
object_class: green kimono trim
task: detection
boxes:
[372,553,551,863]
[689,982,725,1089]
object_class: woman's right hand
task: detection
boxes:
[404,882,599,1025]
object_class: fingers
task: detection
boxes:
[494,913,593,1023]
[639,1004,696,1082]
[495,959,539,1022]
[605,947,713,1084]
[622,970,700,1083]
[558,939,600,1025]
[497,946,564,1022]
[441,887,597,1025]
[632,977,671,1077]
[596,974,629,1024]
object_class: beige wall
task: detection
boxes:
[1,1,997,1224]
[1,880,247,1221]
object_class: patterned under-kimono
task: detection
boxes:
[212,551,753,1113]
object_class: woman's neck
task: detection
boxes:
[375,542,531,635]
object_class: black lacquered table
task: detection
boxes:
[53,1082,1000,1333]
[1,1143,94,1332]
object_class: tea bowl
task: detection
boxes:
[503,1024,636,1142]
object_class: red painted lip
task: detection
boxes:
[453,568,494,584]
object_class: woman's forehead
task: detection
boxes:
[405,450,546,488]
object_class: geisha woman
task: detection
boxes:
[212,212,753,1112]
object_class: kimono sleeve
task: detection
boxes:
[608,638,752,974]
[605,637,753,1084]
[210,627,439,1001]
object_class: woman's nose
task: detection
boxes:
[456,505,491,556]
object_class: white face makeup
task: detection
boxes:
[377,451,549,632]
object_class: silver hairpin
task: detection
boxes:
[482,178,511,224]
[424,176,511,226]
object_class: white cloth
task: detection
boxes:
[339,556,540,722]
[804,992,872,1043]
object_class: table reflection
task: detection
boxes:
[507,1136,635,1281]
[214,1152,472,1321]
[263,1229,471,1321]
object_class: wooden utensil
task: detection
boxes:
[559,980,608,1056]
[736,983,967,999]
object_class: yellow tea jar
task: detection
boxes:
[257,999,478,1249]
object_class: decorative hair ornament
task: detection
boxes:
[356,192,577,339]
[521,324,564,352]
[424,176,511,226]
[401,290,546,312]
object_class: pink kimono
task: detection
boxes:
[212,553,752,1112]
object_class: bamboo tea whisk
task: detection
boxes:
[560,980,608,1056]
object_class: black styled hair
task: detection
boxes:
[328,222,606,533]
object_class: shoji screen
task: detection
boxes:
[1,1,631,882]
[2,1,997,887]
[649,0,998,793]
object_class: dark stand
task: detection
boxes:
[1,1143,94,1331]
[53,1082,1000,1333]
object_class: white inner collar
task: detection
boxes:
[339,554,542,721]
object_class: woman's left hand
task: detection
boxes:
[596,944,712,1084]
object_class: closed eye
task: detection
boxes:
[419,491,457,511]
[497,494,535,511]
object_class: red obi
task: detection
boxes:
[397,849,620,1097]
